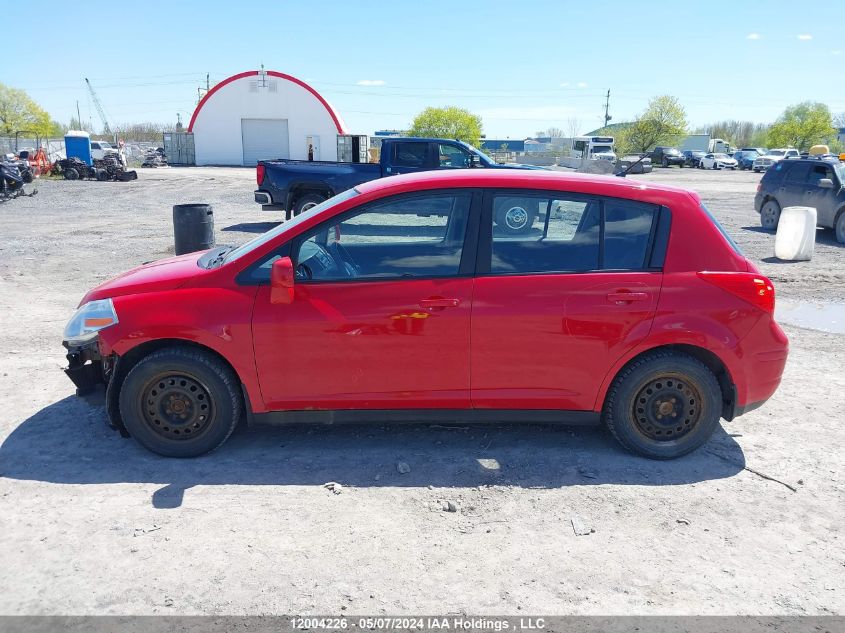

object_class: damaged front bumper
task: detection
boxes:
[63,338,108,395]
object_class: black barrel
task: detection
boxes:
[173,203,214,255]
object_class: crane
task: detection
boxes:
[84,78,111,135]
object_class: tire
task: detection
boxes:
[119,346,242,457]
[835,211,845,244]
[292,193,326,217]
[96,169,109,181]
[760,199,781,230]
[602,350,722,459]
[494,199,537,235]
[22,171,33,184]
[662,158,668,168]
[64,167,79,180]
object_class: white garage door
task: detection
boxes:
[241,118,289,166]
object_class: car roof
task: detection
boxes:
[354,168,698,207]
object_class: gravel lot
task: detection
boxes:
[0,166,843,615]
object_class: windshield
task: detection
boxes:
[592,145,613,153]
[768,150,785,157]
[221,188,360,265]
[835,163,845,183]
[100,142,112,149]
[714,153,730,159]
[665,148,681,155]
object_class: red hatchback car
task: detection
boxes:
[63,170,788,459]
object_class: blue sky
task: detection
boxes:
[6,0,843,138]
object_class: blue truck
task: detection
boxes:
[254,137,542,222]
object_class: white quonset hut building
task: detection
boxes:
[188,69,348,166]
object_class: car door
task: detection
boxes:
[436,142,473,169]
[251,189,479,411]
[778,162,812,208]
[470,190,664,411]
[804,163,837,226]
[702,154,714,168]
[386,141,435,176]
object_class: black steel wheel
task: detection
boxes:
[64,167,79,180]
[631,374,702,442]
[139,372,216,441]
[119,346,242,457]
[602,350,722,459]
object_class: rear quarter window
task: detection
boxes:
[700,204,743,255]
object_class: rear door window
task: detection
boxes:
[784,162,811,183]
[392,142,430,168]
[487,192,658,274]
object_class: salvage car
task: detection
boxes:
[649,147,685,168]
[64,170,788,460]
[700,153,739,170]
[682,150,706,168]
[754,156,845,240]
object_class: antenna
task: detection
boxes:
[84,78,111,134]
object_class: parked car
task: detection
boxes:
[682,150,706,168]
[733,149,762,170]
[754,156,845,240]
[700,153,739,170]
[649,147,685,168]
[255,137,543,223]
[752,148,800,172]
[63,170,788,460]
[90,141,118,161]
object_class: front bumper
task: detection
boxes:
[63,339,106,395]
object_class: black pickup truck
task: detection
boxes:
[254,137,541,219]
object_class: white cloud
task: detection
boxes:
[559,82,569,87]
[746,33,761,40]
[831,49,842,56]
[797,34,813,40]
[577,82,588,88]
[356,79,385,86]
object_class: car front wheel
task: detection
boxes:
[602,351,722,459]
[119,347,242,457]
[760,200,781,230]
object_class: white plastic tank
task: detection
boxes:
[775,206,817,261]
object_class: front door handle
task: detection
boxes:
[607,291,649,304]
[419,297,461,309]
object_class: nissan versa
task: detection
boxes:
[62,170,788,459]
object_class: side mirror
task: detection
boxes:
[470,154,482,167]
[819,178,834,189]
[270,256,295,304]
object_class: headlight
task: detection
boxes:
[63,299,118,345]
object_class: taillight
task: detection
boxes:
[256,163,265,186]
[697,271,775,313]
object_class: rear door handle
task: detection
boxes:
[607,291,649,304]
[419,297,461,309]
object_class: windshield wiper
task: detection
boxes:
[615,153,649,178]
[205,245,234,269]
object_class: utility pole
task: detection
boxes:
[603,89,612,128]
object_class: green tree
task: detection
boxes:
[0,83,54,137]
[767,102,836,151]
[626,95,688,153]
[407,106,483,147]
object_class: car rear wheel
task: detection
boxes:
[119,347,242,457]
[835,211,845,244]
[292,193,326,217]
[760,200,781,230]
[602,351,722,459]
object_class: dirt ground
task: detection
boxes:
[0,167,843,615]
